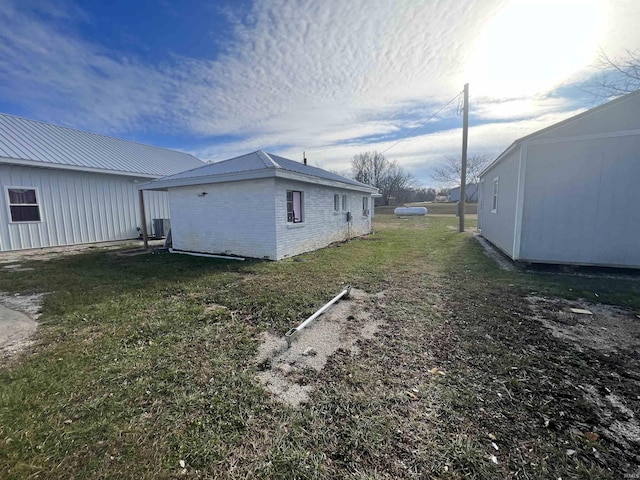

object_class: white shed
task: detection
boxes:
[140,151,379,260]
[478,90,640,268]
[0,114,203,251]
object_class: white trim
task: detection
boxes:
[524,128,640,147]
[491,177,499,213]
[512,146,527,259]
[5,185,43,224]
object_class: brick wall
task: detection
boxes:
[274,179,372,260]
[169,178,277,259]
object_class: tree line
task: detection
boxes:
[350,150,491,205]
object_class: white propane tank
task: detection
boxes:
[394,207,427,216]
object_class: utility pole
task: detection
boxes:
[459,83,469,233]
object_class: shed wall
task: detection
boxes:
[519,135,640,267]
[168,178,277,259]
[0,164,168,251]
[478,148,521,258]
[274,179,372,260]
[533,93,640,141]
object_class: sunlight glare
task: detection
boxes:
[466,0,603,98]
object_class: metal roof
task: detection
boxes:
[0,113,204,177]
[142,150,376,191]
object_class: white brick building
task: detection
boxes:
[140,151,379,260]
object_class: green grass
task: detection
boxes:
[1,215,638,479]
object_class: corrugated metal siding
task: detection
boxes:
[0,114,203,176]
[0,165,169,251]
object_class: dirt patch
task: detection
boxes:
[0,292,46,362]
[255,288,384,406]
[526,296,640,460]
[0,239,165,263]
[526,296,640,353]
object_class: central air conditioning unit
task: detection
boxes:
[152,218,171,238]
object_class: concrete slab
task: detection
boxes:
[0,304,37,357]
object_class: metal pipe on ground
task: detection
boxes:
[285,285,351,348]
[168,248,245,261]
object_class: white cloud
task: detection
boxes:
[0,0,639,188]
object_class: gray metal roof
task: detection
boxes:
[0,113,203,177]
[143,150,374,191]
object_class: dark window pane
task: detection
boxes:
[8,188,37,204]
[10,205,40,222]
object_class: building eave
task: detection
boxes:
[139,168,378,193]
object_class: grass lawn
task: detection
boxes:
[1,215,639,479]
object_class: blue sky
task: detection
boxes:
[1,0,639,186]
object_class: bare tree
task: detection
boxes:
[351,151,388,187]
[431,154,493,198]
[584,48,640,99]
[351,151,417,205]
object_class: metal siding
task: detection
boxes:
[0,165,172,251]
[478,148,520,258]
[519,135,640,267]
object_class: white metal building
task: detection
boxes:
[141,151,379,260]
[449,183,479,202]
[478,90,640,268]
[0,113,203,251]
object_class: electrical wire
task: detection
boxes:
[379,90,463,155]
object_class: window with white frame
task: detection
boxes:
[492,177,499,213]
[287,190,303,223]
[342,194,347,211]
[7,187,41,222]
[362,196,369,216]
[333,193,340,212]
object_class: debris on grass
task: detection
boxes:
[569,307,593,315]
[255,288,384,406]
[526,296,640,353]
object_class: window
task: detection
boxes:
[287,190,303,223]
[7,187,41,222]
[362,196,369,216]
[334,194,340,212]
[492,177,499,213]
[342,195,347,211]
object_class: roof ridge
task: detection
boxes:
[0,112,199,160]
[256,150,281,169]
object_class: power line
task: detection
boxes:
[379,90,463,155]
